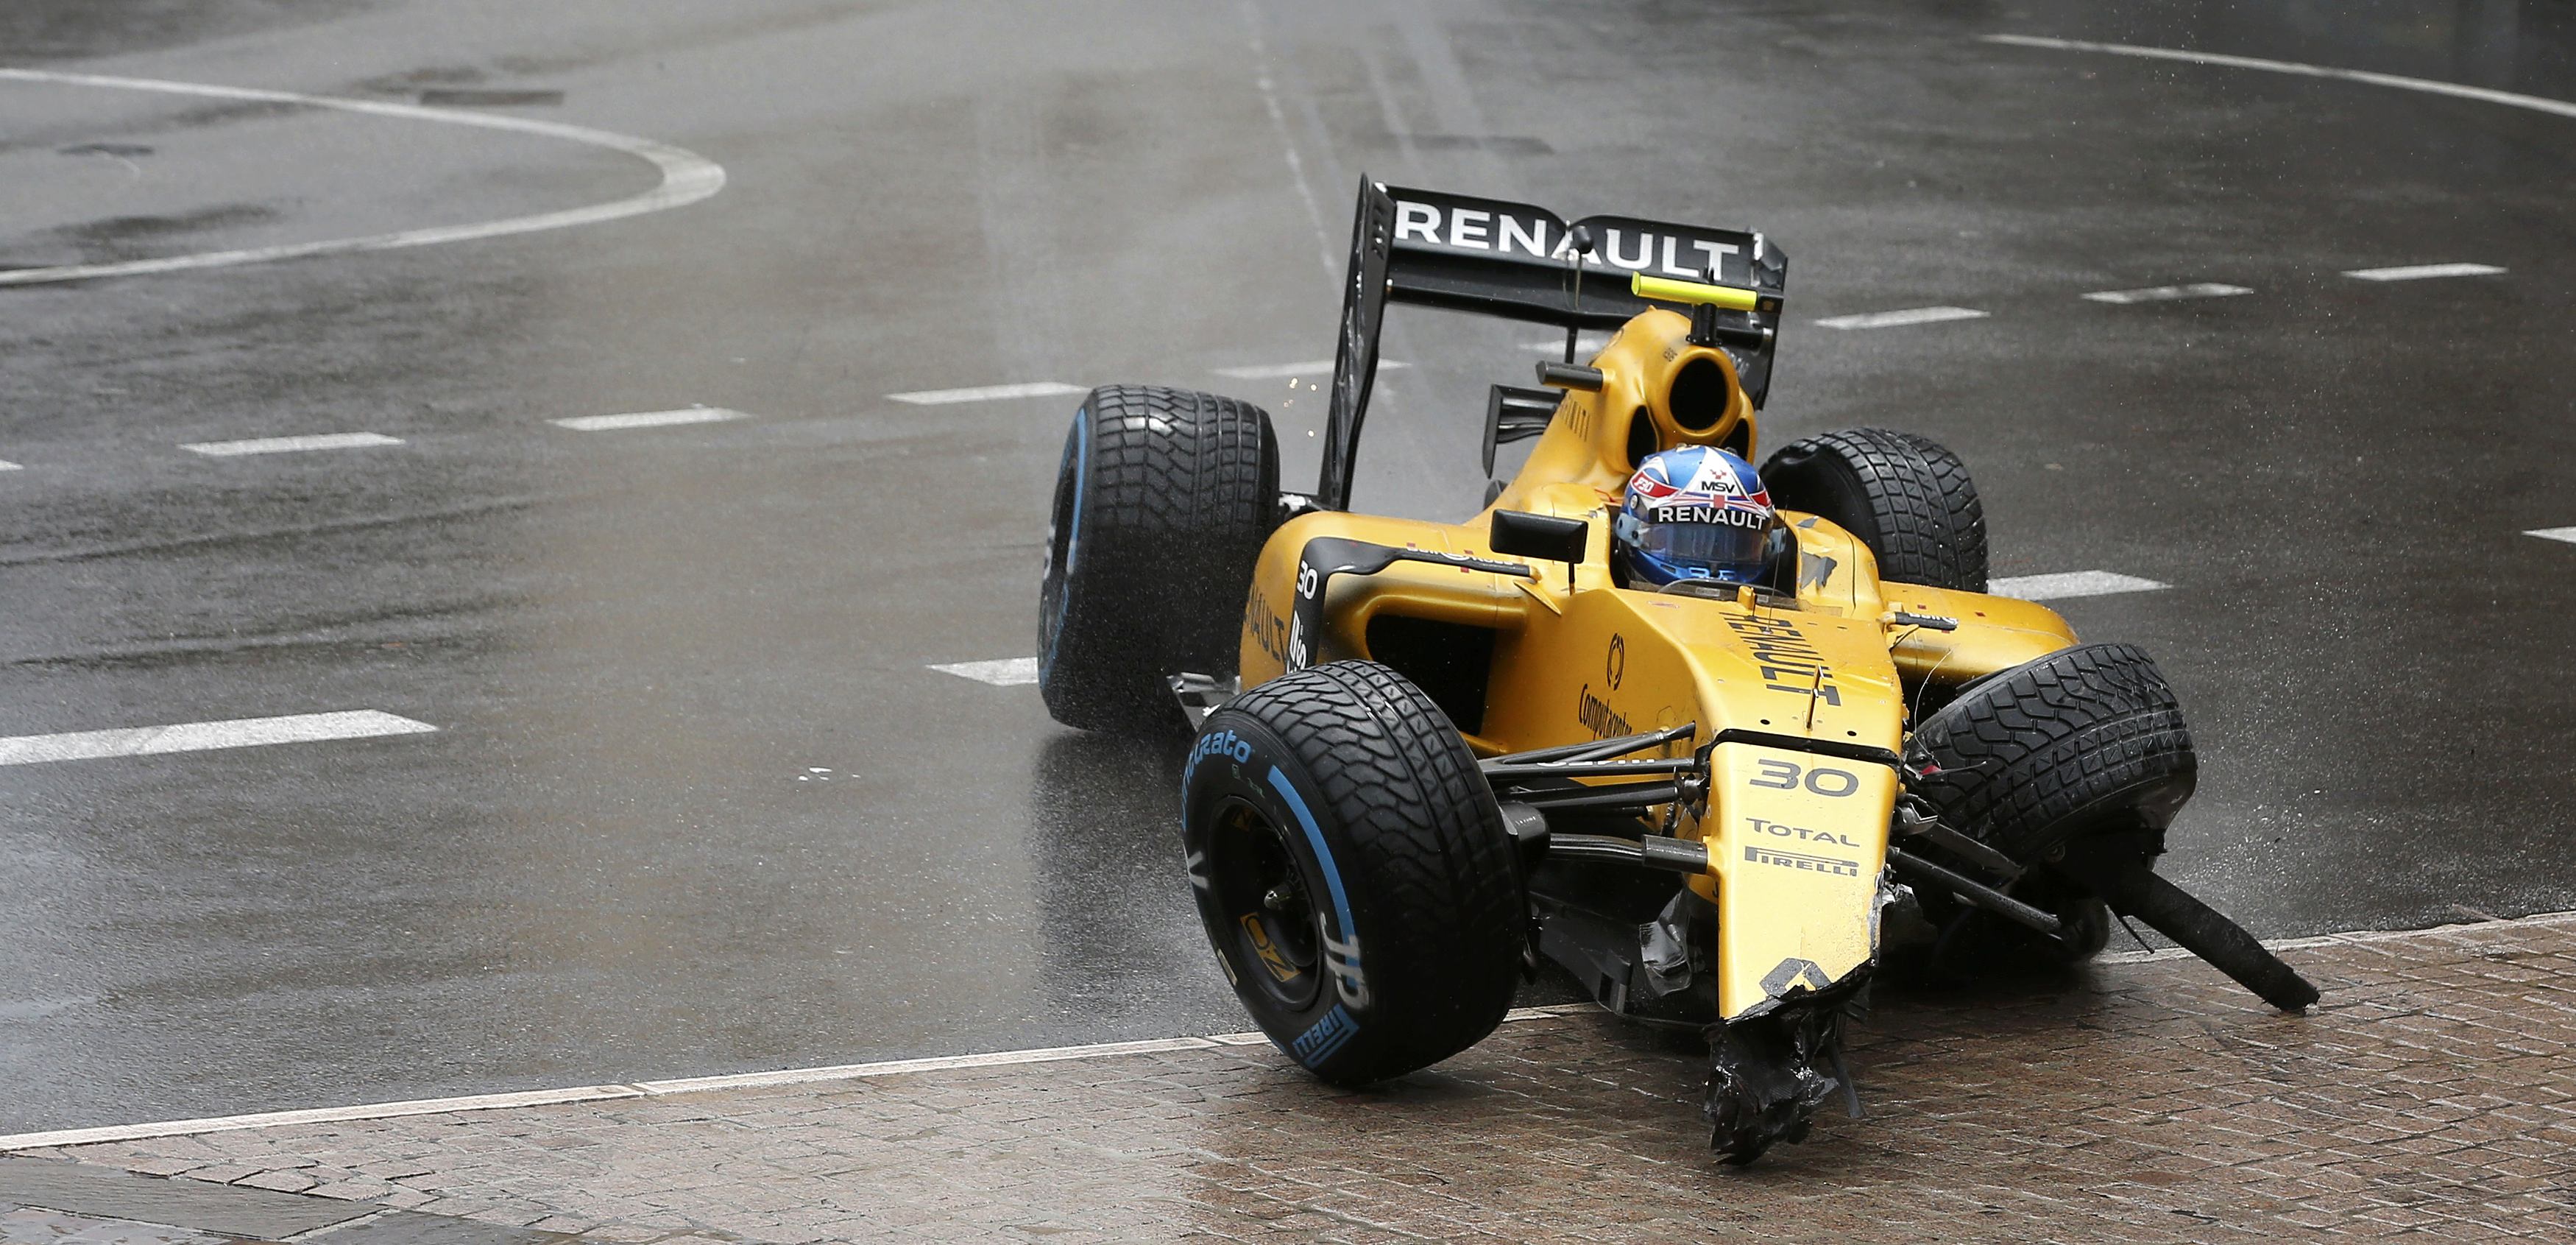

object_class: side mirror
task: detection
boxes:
[1490,509,1588,589]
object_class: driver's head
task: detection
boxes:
[1613,446,1777,587]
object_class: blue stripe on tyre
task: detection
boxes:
[1038,411,1087,678]
[1265,764,1356,945]
[1064,409,1087,576]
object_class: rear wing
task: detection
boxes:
[1316,179,1788,509]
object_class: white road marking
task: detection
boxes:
[1212,359,1408,380]
[0,1086,645,1151]
[0,1004,1599,1151]
[5,910,2561,1153]
[930,657,1040,685]
[888,381,1086,406]
[549,407,747,432]
[0,710,436,767]
[0,70,724,287]
[0,460,20,471]
[1815,306,1989,331]
[2082,283,2252,304]
[2526,527,2576,545]
[636,1037,1230,1095]
[2343,262,2507,282]
[1989,570,2172,602]
[1984,35,2576,121]
[180,432,403,456]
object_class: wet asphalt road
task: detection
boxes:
[1,0,2571,1132]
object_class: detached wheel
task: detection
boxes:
[1906,644,2318,1009]
[1905,642,2193,967]
[1039,385,1278,732]
[1181,662,1525,1085]
[1905,642,2196,862]
[1762,428,1986,592]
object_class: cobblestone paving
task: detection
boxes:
[18,914,2575,1243]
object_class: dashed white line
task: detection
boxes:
[550,407,748,432]
[2082,283,2253,304]
[888,381,1086,406]
[0,710,438,766]
[181,432,403,457]
[2343,262,2507,282]
[2526,527,2576,546]
[1989,571,2172,602]
[930,657,1040,686]
[0,460,21,471]
[1213,359,1408,380]
[1815,306,1989,331]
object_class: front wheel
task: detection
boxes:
[1181,662,1525,1085]
[1906,642,2192,969]
[1906,642,2195,862]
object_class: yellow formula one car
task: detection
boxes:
[1037,180,2317,1162]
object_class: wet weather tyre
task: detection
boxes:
[1039,385,1279,732]
[1761,428,1986,592]
[1904,643,2196,863]
[1181,661,1525,1086]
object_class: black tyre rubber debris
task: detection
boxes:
[1762,427,1987,592]
[1040,385,1278,731]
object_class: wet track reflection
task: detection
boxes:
[1,0,2570,1132]
[1025,730,1223,1027]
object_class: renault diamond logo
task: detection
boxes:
[1760,957,1834,998]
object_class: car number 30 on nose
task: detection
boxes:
[1750,758,1861,797]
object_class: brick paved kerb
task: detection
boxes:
[4,912,2572,1244]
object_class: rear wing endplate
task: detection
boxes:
[1317,179,1788,509]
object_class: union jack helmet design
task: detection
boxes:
[1613,446,1777,586]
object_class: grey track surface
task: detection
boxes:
[0,0,2570,1132]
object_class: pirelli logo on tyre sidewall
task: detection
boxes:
[1290,1003,1359,1068]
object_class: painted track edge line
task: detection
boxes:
[0,68,726,287]
[0,1086,646,1151]
[1980,33,2576,121]
[8,909,2565,1152]
[632,1036,1227,1094]
[2095,906,2576,963]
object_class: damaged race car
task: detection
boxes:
[1036,179,2319,1163]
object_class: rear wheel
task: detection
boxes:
[1181,662,1525,1085]
[1762,428,1986,592]
[1039,385,1278,732]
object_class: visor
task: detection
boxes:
[1633,516,1769,576]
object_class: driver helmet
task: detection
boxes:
[1613,446,1777,587]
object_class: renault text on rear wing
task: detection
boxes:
[1316,178,1787,509]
